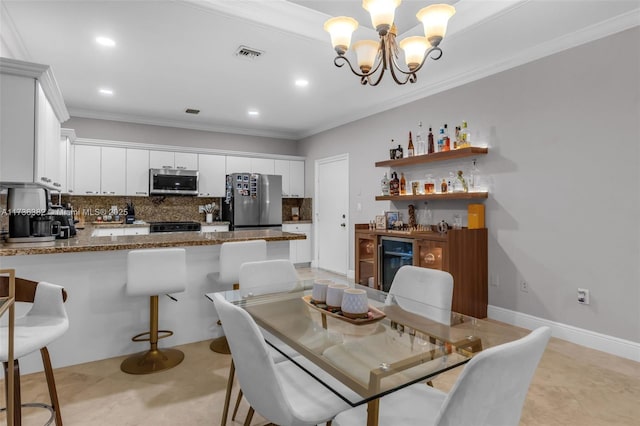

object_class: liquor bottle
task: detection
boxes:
[407,132,414,157]
[415,122,426,155]
[396,144,403,159]
[381,172,390,196]
[400,172,407,195]
[437,127,444,152]
[427,126,434,154]
[461,120,471,147]
[390,171,400,196]
[440,178,448,193]
[443,124,450,151]
[454,126,461,149]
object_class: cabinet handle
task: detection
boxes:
[68,190,74,193]
[41,177,52,183]
[135,191,147,195]
[85,191,96,194]
[162,165,172,169]
[176,166,187,169]
[53,182,61,187]
[291,194,298,197]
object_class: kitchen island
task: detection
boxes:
[0,228,306,373]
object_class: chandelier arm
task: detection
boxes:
[407,46,443,75]
[387,54,414,85]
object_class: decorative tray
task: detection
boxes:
[302,295,386,325]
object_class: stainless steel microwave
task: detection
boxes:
[149,168,199,196]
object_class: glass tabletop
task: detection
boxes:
[207,279,526,406]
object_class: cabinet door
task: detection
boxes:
[251,158,274,174]
[417,240,446,271]
[289,160,304,198]
[201,225,229,232]
[274,160,290,196]
[175,152,198,170]
[101,147,126,195]
[123,227,149,236]
[149,150,175,169]
[295,224,312,263]
[36,82,62,189]
[92,228,125,237]
[74,145,101,195]
[66,140,74,194]
[198,154,226,197]
[126,149,150,196]
[355,233,377,287]
[226,156,251,174]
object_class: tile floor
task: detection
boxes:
[2,268,639,425]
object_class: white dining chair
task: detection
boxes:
[386,265,454,325]
[0,277,69,426]
[332,326,551,426]
[212,292,350,426]
[209,239,267,354]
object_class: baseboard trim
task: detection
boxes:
[488,305,640,362]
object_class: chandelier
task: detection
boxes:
[323,1,456,86]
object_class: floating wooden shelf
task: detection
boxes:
[375,192,488,201]
[375,146,488,168]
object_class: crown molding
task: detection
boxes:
[68,108,299,141]
[61,128,77,142]
[0,57,70,123]
[299,8,640,140]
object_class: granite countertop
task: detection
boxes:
[282,220,313,224]
[86,221,230,229]
[0,227,305,256]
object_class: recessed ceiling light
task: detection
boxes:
[248,110,260,117]
[295,79,309,87]
[95,36,115,47]
[99,88,114,96]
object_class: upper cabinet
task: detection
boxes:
[275,159,305,198]
[126,149,150,196]
[149,150,198,170]
[100,147,126,195]
[73,145,102,195]
[198,153,226,197]
[0,58,69,190]
[250,158,274,175]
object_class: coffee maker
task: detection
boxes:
[5,187,60,242]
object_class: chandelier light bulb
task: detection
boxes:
[417,4,456,47]
[324,16,359,55]
[399,36,429,70]
[363,0,401,35]
[353,40,380,73]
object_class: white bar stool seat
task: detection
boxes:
[121,248,186,375]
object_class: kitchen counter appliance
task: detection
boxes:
[222,173,282,230]
[4,187,61,242]
[148,221,201,233]
[149,168,199,196]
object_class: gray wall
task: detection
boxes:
[66,117,298,155]
[298,28,640,342]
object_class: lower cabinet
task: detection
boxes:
[201,224,229,233]
[354,224,488,318]
[92,227,149,237]
[282,223,312,264]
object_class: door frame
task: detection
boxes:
[314,153,350,273]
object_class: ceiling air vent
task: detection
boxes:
[235,45,264,60]
[185,108,200,115]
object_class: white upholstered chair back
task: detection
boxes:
[435,326,551,426]
[385,265,453,325]
[238,259,299,294]
[219,240,267,285]
[126,248,186,296]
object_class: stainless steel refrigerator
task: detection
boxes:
[222,173,282,230]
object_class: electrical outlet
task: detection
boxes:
[489,273,499,287]
[520,281,528,293]
[198,205,205,213]
[578,288,590,305]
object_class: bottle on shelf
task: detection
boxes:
[390,171,400,196]
[461,120,471,147]
[443,124,451,151]
[389,139,397,160]
[381,172,390,196]
[440,178,448,193]
[469,159,480,190]
[407,132,414,157]
[400,172,407,195]
[415,122,426,155]
[437,127,444,152]
[454,126,461,149]
[396,143,403,159]
[427,126,434,154]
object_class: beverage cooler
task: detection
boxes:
[379,236,414,292]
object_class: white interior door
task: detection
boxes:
[315,154,349,275]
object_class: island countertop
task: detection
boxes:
[0,228,306,256]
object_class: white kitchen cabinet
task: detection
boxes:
[251,158,275,175]
[149,150,197,170]
[174,152,198,170]
[100,147,126,195]
[198,153,226,197]
[126,149,150,196]
[201,224,229,233]
[91,228,126,237]
[273,160,304,198]
[0,59,69,189]
[123,227,150,236]
[73,145,102,195]
[282,223,312,264]
[226,156,252,174]
[60,129,75,193]
[289,160,305,198]
[65,136,75,194]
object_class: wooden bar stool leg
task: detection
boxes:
[3,360,21,426]
[231,389,243,421]
[243,406,255,426]
[41,347,63,426]
[221,359,235,426]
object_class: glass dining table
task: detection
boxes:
[207,279,526,426]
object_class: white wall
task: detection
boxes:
[66,116,298,155]
[298,28,640,342]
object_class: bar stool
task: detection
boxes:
[121,248,186,374]
[208,240,266,354]
[0,276,69,426]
